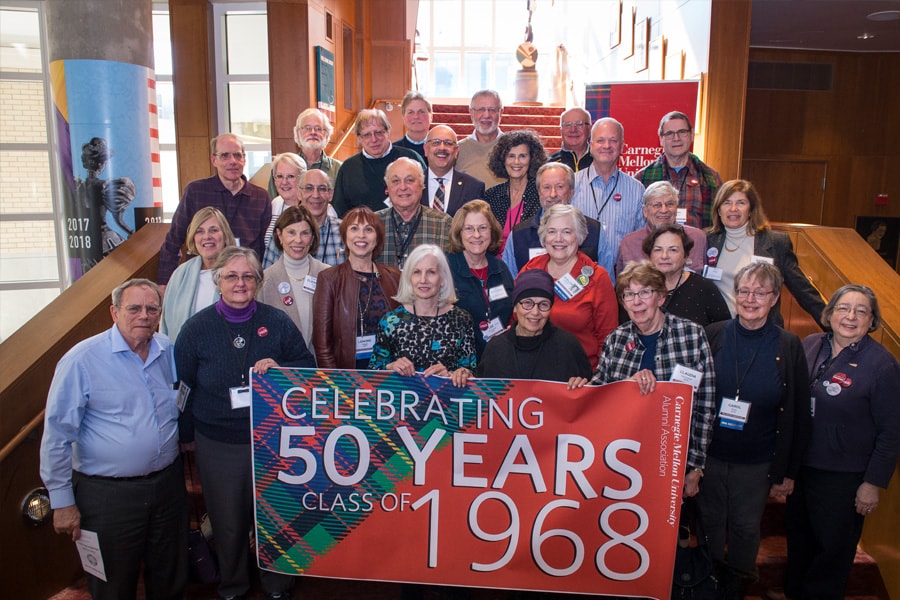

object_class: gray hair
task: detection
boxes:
[294,108,334,144]
[469,89,503,111]
[210,133,243,155]
[112,278,161,307]
[538,204,588,247]
[591,117,624,141]
[536,162,575,190]
[212,246,263,287]
[393,244,457,307]
[354,109,391,135]
[821,284,881,332]
[658,111,693,136]
[401,91,433,113]
[272,152,307,175]
[643,180,679,204]
[559,107,591,127]
[384,157,425,186]
[733,262,783,296]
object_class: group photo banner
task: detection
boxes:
[251,370,695,598]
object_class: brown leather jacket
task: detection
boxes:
[312,261,401,368]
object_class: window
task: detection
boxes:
[213,3,270,177]
[0,2,64,341]
[152,5,180,217]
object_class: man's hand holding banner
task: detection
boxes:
[251,369,694,599]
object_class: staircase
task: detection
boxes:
[432,103,565,153]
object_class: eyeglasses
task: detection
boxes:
[661,129,691,139]
[736,289,774,300]
[120,304,161,316]
[301,125,324,134]
[834,304,871,318]
[215,151,245,161]
[301,184,331,194]
[621,289,656,302]
[561,121,589,129]
[221,273,258,284]
[518,299,552,312]
[427,138,457,147]
[646,201,679,210]
[358,129,387,140]
[462,225,490,235]
[472,106,500,115]
[274,174,297,181]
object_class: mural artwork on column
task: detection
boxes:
[50,59,163,280]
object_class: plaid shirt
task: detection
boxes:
[262,216,344,269]
[590,312,716,469]
[635,152,722,229]
[376,206,451,269]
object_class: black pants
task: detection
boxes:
[784,466,865,600]
[74,457,189,600]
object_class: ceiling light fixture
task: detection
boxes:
[866,10,900,22]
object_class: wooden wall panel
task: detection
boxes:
[702,0,750,181]
[169,0,214,193]
[744,49,900,274]
[268,1,313,157]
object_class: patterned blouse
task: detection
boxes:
[369,305,476,371]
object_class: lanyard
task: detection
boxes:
[221,312,254,386]
[731,323,765,402]
[319,222,334,262]
[391,208,423,267]
[589,172,619,219]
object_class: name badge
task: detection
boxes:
[554,272,586,301]
[229,385,251,409]
[488,285,508,301]
[482,317,505,341]
[356,334,376,360]
[676,208,687,224]
[175,381,191,412]
[528,247,548,260]
[670,364,702,391]
[702,265,723,281]
[751,255,774,265]
[302,275,317,294]
[718,396,750,430]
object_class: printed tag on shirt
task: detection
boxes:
[356,334,376,360]
[676,208,687,224]
[302,275,317,294]
[175,381,191,413]
[554,272,586,301]
[488,285,509,301]
[482,317,505,341]
[528,247,548,260]
[229,385,251,409]
[718,396,750,430]
[670,364,702,391]
[702,265,723,281]
[383,197,393,208]
[751,255,774,265]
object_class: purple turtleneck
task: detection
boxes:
[215,298,258,323]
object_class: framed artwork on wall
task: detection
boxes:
[634,18,650,73]
[665,49,685,80]
[649,36,665,79]
[621,4,635,59]
[609,0,622,49]
[855,216,900,269]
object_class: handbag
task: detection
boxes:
[671,498,717,600]
[185,455,220,584]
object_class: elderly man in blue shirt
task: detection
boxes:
[40,278,187,599]
[571,117,646,281]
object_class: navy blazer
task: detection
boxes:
[706,228,826,326]
[421,169,486,217]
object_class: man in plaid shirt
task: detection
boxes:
[377,158,451,269]
[635,111,722,229]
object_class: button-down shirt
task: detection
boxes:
[590,313,716,470]
[635,153,722,229]
[571,165,646,280]
[426,168,455,210]
[40,325,180,508]
[376,206,452,269]
[158,174,271,284]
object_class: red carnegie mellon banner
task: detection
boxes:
[251,369,694,598]
[586,81,700,176]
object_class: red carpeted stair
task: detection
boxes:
[432,103,565,153]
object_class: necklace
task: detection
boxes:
[724,237,748,252]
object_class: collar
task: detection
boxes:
[429,168,454,182]
[362,143,393,159]
[467,128,503,143]
[392,205,421,223]
[589,164,620,186]
[405,134,426,146]
[111,323,161,361]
